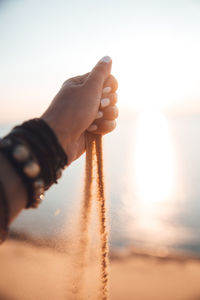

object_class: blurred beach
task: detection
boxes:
[0,239,200,300]
[1,113,200,255]
[1,113,200,299]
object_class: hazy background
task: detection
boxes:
[0,0,200,122]
[1,0,200,256]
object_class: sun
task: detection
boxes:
[134,109,175,203]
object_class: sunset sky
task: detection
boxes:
[0,0,200,122]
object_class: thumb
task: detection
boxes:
[85,56,112,90]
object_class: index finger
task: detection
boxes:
[103,74,118,93]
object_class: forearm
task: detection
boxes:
[0,153,27,223]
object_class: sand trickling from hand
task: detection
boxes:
[94,134,109,300]
[70,133,109,300]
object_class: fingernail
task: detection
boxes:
[96,111,103,119]
[99,56,111,64]
[102,86,112,94]
[87,124,98,132]
[101,98,110,108]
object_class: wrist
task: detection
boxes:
[41,115,84,165]
[41,115,71,153]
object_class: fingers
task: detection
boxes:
[95,106,119,121]
[87,105,118,134]
[88,120,117,135]
[103,74,118,93]
[85,57,118,135]
[100,93,118,109]
[87,78,118,135]
[84,56,112,91]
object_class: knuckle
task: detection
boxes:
[103,106,118,119]
[111,119,117,129]
[100,120,116,133]
[113,77,118,91]
[109,93,117,105]
[113,106,119,118]
[104,74,118,91]
[110,74,118,90]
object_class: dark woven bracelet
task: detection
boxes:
[0,118,68,208]
[16,119,67,169]
[0,137,43,208]
[0,181,9,243]
[12,119,68,187]
[6,118,68,187]
[0,138,35,206]
[10,128,57,189]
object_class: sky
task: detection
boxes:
[0,0,200,122]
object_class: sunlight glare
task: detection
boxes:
[135,109,174,203]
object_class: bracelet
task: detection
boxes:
[0,137,44,208]
[13,118,68,188]
[0,118,68,208]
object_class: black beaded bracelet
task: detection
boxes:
[10,127,58,189]
[0,137,45,208]
[0,118,68,208]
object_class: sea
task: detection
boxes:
[1,113,200,256]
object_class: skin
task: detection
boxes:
[0,57,118,223]
[41,58,118,165]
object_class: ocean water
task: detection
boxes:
[1,114,200,256]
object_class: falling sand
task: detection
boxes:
[94,134,109,300]
[70,132,109,300]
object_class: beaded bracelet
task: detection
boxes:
[0,137,45,208]
[0,118,68,208]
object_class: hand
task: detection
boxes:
[41,56,118,165]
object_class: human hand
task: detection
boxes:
[41,56,118,165]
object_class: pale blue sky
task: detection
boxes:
[0,0,200,121]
